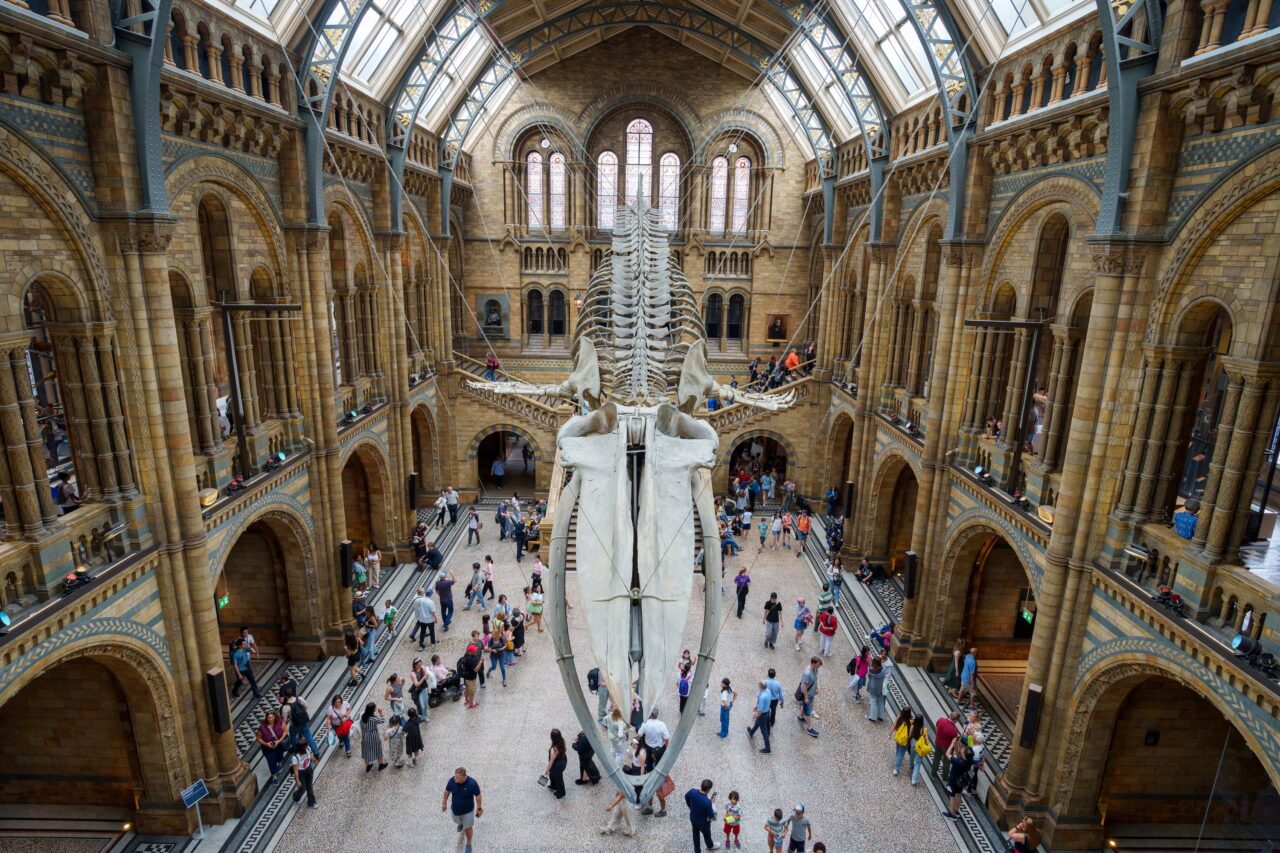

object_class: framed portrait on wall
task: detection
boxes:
[766,314,787,342]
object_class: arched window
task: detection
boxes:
[597,151,618,230]
[705,293,723,340]
[549,290,568,337]
[625,119,653,204]
[709,156,728,234]
[731,156,751,235]
[727,293,745,340]
[526,151,544,230]
[548,153,566,231]
[659,153,680,231]
[526,290,544,335]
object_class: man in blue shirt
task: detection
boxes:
[765,667,784,726]
[229,638,260,699]
[442,767,483,853]
[685,778,718,853]
[746,680,773,753]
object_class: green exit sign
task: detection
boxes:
[1020,608,1035,624]
[217,594,230,609]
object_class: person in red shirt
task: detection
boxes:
[816,609,838,657]
[932,710,963,780]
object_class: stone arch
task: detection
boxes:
[210,504,321,657]
[493,104,585,162]
[325,194,375,276]
[410,403,441,497]
[929,518,1038,662]
[0,634,190,832]
[340,440,393,554]
[824,411,856,510]
[696,108,785,168]
[165,154,288,281]
[864,450,922,565]
[466,423,544,464]
[1054,656,1280,847]
[578,83,702,153]
[0,121,111,324]
[1150,147,1280,355]
[978,173,1101,297]
[723,429,798,493]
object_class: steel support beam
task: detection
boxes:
[110,0,177,212]
[296,0,376,225]
[1093,0,1163,235]
[900,0,980,240]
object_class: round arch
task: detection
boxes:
[211,505,322,659]
[470,423,542,496]
[0,636,190,833]
[825,410,856,496]
[410,404,441,499]
[864,450,921,568]
[340,441,394,560]
[1053,657,1280,848]
[928,520,1039,713]
[724,429,797,493]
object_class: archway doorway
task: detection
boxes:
[726,435,788,497]
[411,407,439,505]
[342,449,388,555]
[940,527,1035,727]
[0,654,180,834]
[215,520,298,655]
[477,430,536,496]
[867,459,918,577]
[828,413,855,520]
[1059,674,1280,851]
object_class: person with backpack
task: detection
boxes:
[588,667,608,723]
[793,598,813,651]
[892,708,914,776]
[847,646,871,701]
[281,689,320,756]
[815,608,838,657]
[290,739,318,808]
[458,644,483,709]
[909,715,932,785]
[677,662,693,714]
[943,739,973,820]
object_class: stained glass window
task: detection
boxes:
[526,151,543,230]
[625,119,653,204]
[598,151,618,230]
[731,156,751,235]
[709,156,728,234]
[659,153,680,231]
[549,153,566,231]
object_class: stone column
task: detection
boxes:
[906,303,927,395]
[181,35,200,72]
[75,333,120,497]
[232,314,261,431]
[1226,378,1280,550]
[1133,353,1190,520]
[1115,350,1163,517]
[1244,0,1275,37]
[999,329,1031,451]
[1192,370,1244,550]
[51,332,100,501]
[96,332,136,495]
[1040,328,1078,470]
[205,44,223,85]
[198,317,222,444]
[1196,0,1231,53]
[0,341,52,536]
[183,317,215,453]
[1202,369,1267,563]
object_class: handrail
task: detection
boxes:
[699,372,815,431]
[453,363,567,418]
[453,351,572,412]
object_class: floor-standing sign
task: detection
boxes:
[180,778,210,840]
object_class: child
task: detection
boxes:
[723,790,742,849]
[402,707,424,767]
[765,808,788,852]
[386,714,406,768]
[758,519,770,552]
[382,598,397,630]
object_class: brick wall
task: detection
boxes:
[966,541,1033,661]
[0,659,140,811]
[218,528,289,649]
[1099,679,1280,825]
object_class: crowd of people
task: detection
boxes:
[245,475,1018,853]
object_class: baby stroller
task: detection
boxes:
[427,669,464,707]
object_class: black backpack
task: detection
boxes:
[846,657,856,675]
[587,667,600,694]
[289,698,310,726]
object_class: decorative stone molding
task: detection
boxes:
[166,155,289,277]
[977,174,1100,289]
[0,123,110,319]
[1147,148,1280,344]
[1090,250,1124,275]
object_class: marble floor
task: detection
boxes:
[267,518,959,853]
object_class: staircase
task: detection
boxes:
[699,372,816,432]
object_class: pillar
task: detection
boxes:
[999,329,1031,451]
[0,340,52,537]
